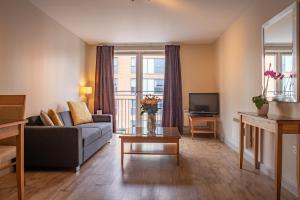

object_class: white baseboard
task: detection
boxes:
[224,138,298,197]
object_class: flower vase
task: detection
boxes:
[147,114,156,133]
[257,103,269,116]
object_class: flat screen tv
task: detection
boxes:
[189,93,219,116]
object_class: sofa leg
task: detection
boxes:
[75,166,80,172]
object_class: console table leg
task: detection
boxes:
[275,125,283,200]
[254,127,259,169]
[239,115,244,169]
[121,140,124,168]
[297,133,300,199]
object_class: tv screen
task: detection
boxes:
[189,93,219,115]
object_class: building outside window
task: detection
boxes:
[131,57,136,74]
[130,99,136,115]
[143,58,165,74]
[114,57,118,74]
[154,58,165,74]
[130,78,136,95]
[154,79,164,94]
[130,120,136,127]
[114,78,118,92]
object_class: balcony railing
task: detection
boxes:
[115,91,163,133]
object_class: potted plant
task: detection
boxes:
[252,95,269,116]
[252,64,284,116]
[140,95,160,133]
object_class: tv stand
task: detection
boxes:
[189,115,217,139]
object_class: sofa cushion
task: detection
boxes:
[59,111,73,126]
[76,122,112,135]
[82,128,101,147]
[48,109,64,126]
[67,101,93,125]
[40,111,55,126]
[27,116,43,126]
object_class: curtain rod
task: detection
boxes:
[97,42,180,47]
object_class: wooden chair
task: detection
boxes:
[0,95,26,121]
[0,95,26,171]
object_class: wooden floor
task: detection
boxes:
[0,134,296,200]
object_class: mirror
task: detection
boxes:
[262,1,299,102]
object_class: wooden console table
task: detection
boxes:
[239,112,300,200]
[189,115,217,139]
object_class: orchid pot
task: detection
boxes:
[252,95,269,116]
[257,103,269,116]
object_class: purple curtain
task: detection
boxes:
[162,45,183,133]
[94,46,116,132]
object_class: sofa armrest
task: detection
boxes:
[24,126,82,168]
[92,114,112,123]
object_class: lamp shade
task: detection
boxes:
[80,86,92,95]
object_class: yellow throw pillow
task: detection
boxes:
[48,109,64,126]
[67,101,92,125]
[40,111,55,126]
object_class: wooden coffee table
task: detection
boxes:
[119,127,181,167]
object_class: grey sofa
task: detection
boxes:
[24,111,113,171]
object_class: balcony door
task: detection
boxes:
[114,52,165,132]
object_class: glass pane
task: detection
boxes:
[142,54,165,127]
[264,53,277,96]
[281,53,295,96]
[282,54,293,73]
[114,54,137,132]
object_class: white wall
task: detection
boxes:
[214,0,298,194]
[0,0,87,117]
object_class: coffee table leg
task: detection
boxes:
[176,140,179,166]
[121,140,124,168]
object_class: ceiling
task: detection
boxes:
[30,0,252,44]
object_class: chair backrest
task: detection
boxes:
[0,95,26,121]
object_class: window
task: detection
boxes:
[131,57,136,74]
[130,78,136,94]
[282,54,293,72]
[154,79,164,94]
[281,53,293,94]
[154,58,165,74]
[114,78,118,92]
[130,100,136,115]
[143,58,165,74]
[114,57,118,74]
[143,79,154,92]
[130,120,136,127]
[265,52,293,96]
[113,53,165,131]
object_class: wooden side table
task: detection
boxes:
[189,115,217,139]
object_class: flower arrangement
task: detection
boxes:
[252,64,284,115]
[140,95,160,115]
[263,67,284,96]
